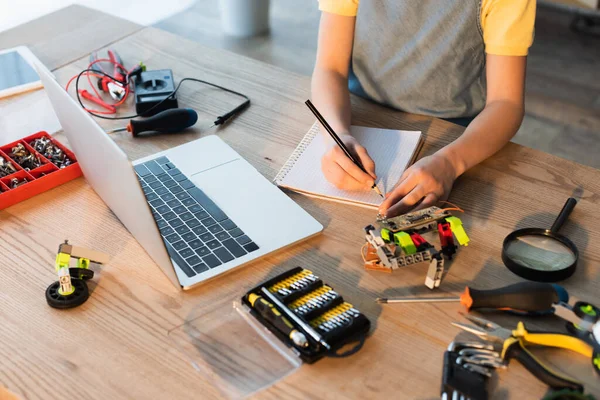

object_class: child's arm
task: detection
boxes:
[312,12,377,191]
[379,55,526,217]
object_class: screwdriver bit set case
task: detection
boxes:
[169,267,371,399]
[0,132,82,209]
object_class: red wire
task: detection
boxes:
[65,57,132,115]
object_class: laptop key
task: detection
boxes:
[199,232,214,242]
[179,179,195,189]
[201,217,217,227]
[206,240,221,250]
[164,242,195,277]
[213,247,234,263]
[155,156,170,165]
[193,226,208,235]
[208,224,223,234]
[156,219,169,229]
[172,241,188,251]
[189,239,203,249]
[165,162,175,169]
[181,232,196,242]
[143,175,158,183]
[202,254,222,268]
[160,226,175,236]
[177,192,192,200]
[169,218,185,228]
[172,174,187,182]
[161,193,176,202]
[145,192,158,201]
[193,263,209,273]
[195,246,211,257]
[173,205,187,214]
[167,199,182,208]
[145,161,164,175]
[186,219,201,228]
[134,164,152,176]
[220,219,237,231]
[170,185,185,194]
[222,238,246,258]
[155,187,169,196]
[236,235,252,245]
[149,181,163,189]
[180,212,194,221]
[187,187,228,222]
[167,168,181,176]
[142,186,153,195]
[175,225,191,234]
[164,180,179,188]
[186,255,201,266]
[215,231,230,241]
[156,205,170,213]
[182,199,196,207]
[194,211,209,220]
[158,173,173,182]
[244,242,259,253]
[180,248,195,259]
[188,204,203,213]
[165,233,180,243]
[228,227,244,238]
[162,211,177,221]
[149,198,164,207]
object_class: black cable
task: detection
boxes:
[73,69,250,126]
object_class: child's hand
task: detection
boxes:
[379,153,457,217]
[321,135,377,191]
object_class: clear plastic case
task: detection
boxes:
[168,300,301,399]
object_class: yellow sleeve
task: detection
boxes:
[481,0,536,56]
[318,0,359,17]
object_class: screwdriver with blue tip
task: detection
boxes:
[248,293,309,348]
[376,282,569,315]
[107,108,198,137]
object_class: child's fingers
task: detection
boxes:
[385,185,426,217]
[322,158,368,191]
[378,172,420,214]
[333,147,375,187]
[411,193,439,212]
[353,145,377,179]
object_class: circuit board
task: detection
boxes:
[376,206,451,232]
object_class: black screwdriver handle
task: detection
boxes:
[550,197,577,233]
[129,108,198,136]
[466,282,563,312]
[505,340,583,392]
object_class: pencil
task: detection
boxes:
[304,100,383,197]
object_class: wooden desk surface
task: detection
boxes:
[1,7,600,400]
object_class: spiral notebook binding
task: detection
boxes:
[273,122,319,184]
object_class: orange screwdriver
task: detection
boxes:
[376,282,569,314]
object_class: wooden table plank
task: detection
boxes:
[2,13,600,400]
[0,5,142,71]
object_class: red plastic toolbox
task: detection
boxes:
[0,131,82,210]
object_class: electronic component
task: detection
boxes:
[377,206,451,232]
[134,69,178,116]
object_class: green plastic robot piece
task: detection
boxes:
[445,216,470,246]
[393,231,417,254]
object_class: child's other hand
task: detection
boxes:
[321,135,377,191]
[379,153,457,217]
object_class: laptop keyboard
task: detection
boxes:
[134,156,259,278]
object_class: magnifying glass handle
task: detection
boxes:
[550,197,577,233]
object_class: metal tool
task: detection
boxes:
[376,282,569,315]
[441,341,495,400]
[261,287,331,350]
[248,293,308,348]
[453,314,594,392]
[106,108,198,137]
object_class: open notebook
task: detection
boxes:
[274,123,423,208]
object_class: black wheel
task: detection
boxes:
[565,302,600,337]
[46,279,89,309]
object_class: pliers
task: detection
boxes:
[452,314,594,392]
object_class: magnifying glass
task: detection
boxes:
[502,198,578,282]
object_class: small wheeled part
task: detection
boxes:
[45,240,109,309]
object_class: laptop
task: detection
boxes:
[39,67,323,290]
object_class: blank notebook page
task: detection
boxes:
[274,123,422,208]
